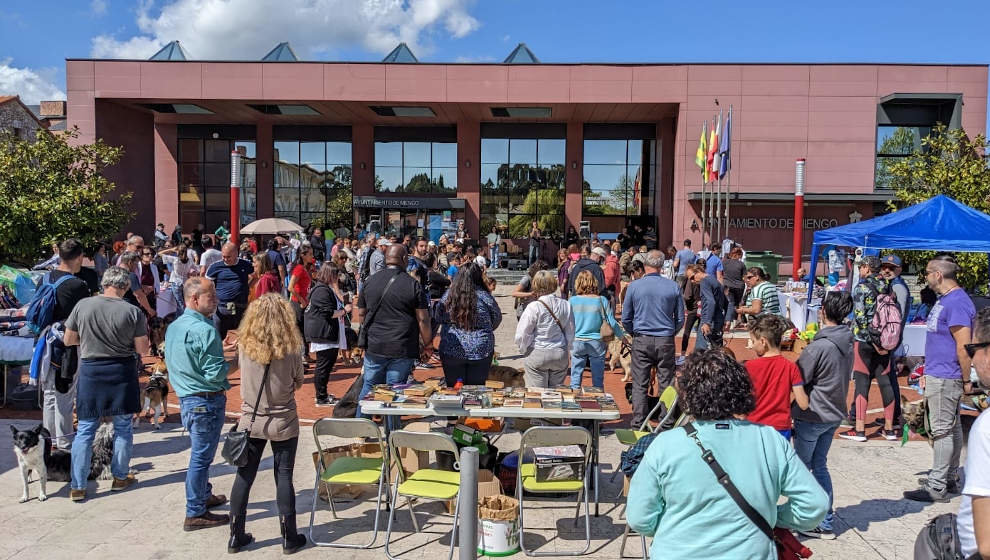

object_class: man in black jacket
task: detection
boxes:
[567,245,608,297]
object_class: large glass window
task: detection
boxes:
[874,125,931,190]
[275,140,353,230]
[374,141,456,194]
[481,138,565,238]
[583,139,656,218]
[178,138,255,232]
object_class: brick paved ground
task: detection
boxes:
[0,287,964,558]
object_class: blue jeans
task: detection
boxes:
[529,242,539,265]
[170,282,185,312]
[359,352,415,430]
[793,419,840,530]
[71,414,133,490]
[180,393,226,518]
[570,339,606,389]
[489,246,500,268]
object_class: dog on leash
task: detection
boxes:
[11,421,117,501]
[136,359,170,430]
[607,337,633,382]
[147,312,177,358]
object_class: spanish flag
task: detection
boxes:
[695,120,708,183]
[707,114,720,183]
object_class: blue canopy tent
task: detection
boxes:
[807,194,990,284]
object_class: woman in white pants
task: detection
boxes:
[514,270,574,387]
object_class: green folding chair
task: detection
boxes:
[308,418,388,549]
[385,430,462,560]
[609,386,678,487]
[517,426,592,556]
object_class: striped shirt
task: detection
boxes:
[746,281,782,316]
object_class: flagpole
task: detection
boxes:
[724,106,733,245]
[715,108,723,245]
[700,120,708,249]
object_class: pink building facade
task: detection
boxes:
[64,58,988,256]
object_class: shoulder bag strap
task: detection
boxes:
[363,270,401,327]
[246,362,272,430]
[538,298,568,347]
[683,422,775,543]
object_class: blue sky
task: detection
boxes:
[1,0,988,131]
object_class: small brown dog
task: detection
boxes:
[136,359,170,430]
[607,337,633,382]
[487,365,526,388]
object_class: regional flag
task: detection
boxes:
[719,107,732,179]
[707,114,719,183]
[695,121,708,183]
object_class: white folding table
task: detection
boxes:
[359,401,620,516]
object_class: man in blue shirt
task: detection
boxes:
[206,243,253,339]
[165,276,231,531]
[673,239,696,292]
[704,244,725,284]
[265,238,287,291]
[622,250,685,428]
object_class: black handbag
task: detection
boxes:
[356,271,400,349]
[221,362,271,467]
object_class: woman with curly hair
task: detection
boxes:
[435,261,502,385]
[627,349,828,560]
[227,294,307,554]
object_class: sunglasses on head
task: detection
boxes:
[965,341,990,359]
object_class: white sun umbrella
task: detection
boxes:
[240,218,304,235]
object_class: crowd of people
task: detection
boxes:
[21,222,990,557]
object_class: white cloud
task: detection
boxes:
[89,0,480,60]
[90,0,108,16]
[0,59,66,104]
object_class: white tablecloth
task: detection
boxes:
[780,292,819,332]
[157,285,178,317]
[0,336,35,364]
[901,324,927,357]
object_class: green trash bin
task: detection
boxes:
[745,251,783,283]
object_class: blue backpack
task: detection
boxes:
[26,273,73,333]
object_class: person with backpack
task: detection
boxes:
[839,255,899,443]
[30,238,92,450]
[879,254,911,425]
[704,244,725,284]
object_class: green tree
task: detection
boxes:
[0,127,132,266]
[875,126,923,189]
[886,125,990,291]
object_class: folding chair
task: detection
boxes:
[610,386,678,485]
[385,430,462,560]
[517,426,592,556]
[308,418,388,549]
[618,476,648,559]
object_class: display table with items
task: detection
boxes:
[359,380,620,515]
[0,307,35,407]
[779,287,820,332]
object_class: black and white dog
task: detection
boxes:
[11,421,117,502]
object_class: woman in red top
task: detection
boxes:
[252,252,281,300]
[288,246,315,360]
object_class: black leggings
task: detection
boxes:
[725,286,745,323]
[853,341,894,425]
[681,310,698,353]
[441,354,492,386]
[230,436,299,519]
[314,348,339,400]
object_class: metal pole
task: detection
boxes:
[715,175,722,246]
[793,158,806,281]
[230,149,242,246]
[458,446,479,560]
[700,174,707,249]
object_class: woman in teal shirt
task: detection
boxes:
[627,349,828,559]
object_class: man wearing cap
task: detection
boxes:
[566,245,607,298]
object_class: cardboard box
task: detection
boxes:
[792,339,809,353]
[533,445,585,482]
[446,468,502,514]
